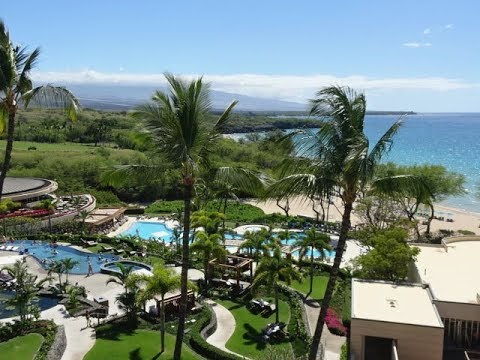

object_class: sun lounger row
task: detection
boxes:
[0,245,19,251]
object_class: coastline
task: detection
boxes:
[245,196,480,234]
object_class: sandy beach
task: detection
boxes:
[246,196,480,235]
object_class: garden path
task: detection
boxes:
[205,300,248,359]
[303,298,345,360]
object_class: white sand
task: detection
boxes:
[246,196,480,234]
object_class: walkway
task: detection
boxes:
[303,297,345,360]
[205,300,247,358]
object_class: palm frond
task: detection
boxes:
[22,85,79,121]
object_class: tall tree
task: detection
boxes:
[2,260,49,321]
[268,86,414,359]
[294,227,331,297]
[239,230,269,265]
[0,21,79,198]
[127,74,263,359]
[133,266,184,353]
[106,262,135,294]
[190,231,226,286]
[354,227,420,281]
[251,245,302,323]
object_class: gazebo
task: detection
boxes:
[209,255,253,287]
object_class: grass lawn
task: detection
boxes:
[218,298,293,359]
[287,274,329,301]
[0,333,44,360]
[84,323,200,360]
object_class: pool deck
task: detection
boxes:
[107,216,179,238]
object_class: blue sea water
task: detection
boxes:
[363,113,480,212]
[232,113,480,212]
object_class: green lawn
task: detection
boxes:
[287,274,329,301]
[84,323,200,360]
[218,299,293,359]
[0,333,44,360]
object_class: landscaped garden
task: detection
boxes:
[218,298,292,359]
[84,322,200,360]
[287,274,329,301]
[0,333,44,360]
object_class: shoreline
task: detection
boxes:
[246,196,480,234]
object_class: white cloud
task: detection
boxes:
[423,28,432,34]
[31,70,480,103]
[403,42,432,48]
[445,24,454,30]
[403,42,421,48]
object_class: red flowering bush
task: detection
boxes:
[325,308,348,336]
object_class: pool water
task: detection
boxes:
[0,290,58,319]
[11,240,118,274]
[121,221,175,241]
[101,260,152,274]
[281,235,335,259]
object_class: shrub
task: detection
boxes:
[458,229,475,235]
[330,280,351,327]
[145,200,184,214]
[340,343,348,360]
[325,308,347,336]
[124,207,145,215]
[278,285,311,357]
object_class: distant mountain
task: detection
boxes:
[63,84,307,112]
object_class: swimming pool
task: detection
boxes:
[281,235,336,259]
[0,290,58,319]
[9,240,118,274]
[121,221,175,241]
[101,260,153,275]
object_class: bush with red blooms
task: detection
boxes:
[325,308,348,336]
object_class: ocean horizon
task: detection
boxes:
[230,113,480,213]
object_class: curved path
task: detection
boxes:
[205,300,247,358]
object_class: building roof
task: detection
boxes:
[414,239,480,304]
[351,279,444,328]
[1,177,58,201]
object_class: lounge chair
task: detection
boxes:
[0,245,5,250]
[114,249,125,255]
[11,246,19,252]
[5,246,13,251]
[129,251,137,256]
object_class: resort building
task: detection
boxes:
[350,279,444,360]
[1,176,58,206]
[350,236,480,360]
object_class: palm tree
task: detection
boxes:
[0,21,79,198]
[106,262,135,294]
[2,260,50,321]
[60,258,79,284]
[239,230,268,265]
[134,266,183,353]
[190,210,224,236]
[294,227,331,297]
[190,231,226,286]
[268,86,412,359]
[251,245,302,323]
[105,74,263,359]
[47,260,65,290]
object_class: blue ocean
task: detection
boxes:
[233,113,480,212]
[363,113,480,212]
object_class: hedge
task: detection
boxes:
[278,285,311,357]
[189,306,243,360]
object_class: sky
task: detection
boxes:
[2,0,480,112]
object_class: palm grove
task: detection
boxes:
[0,20,467,360]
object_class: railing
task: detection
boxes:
[466,350,480,359]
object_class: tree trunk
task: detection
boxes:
[160,295,165,353]
[426,203,434,235]
[222,198,227,243]
[309,248,314,297]
[0,112,16,201]
[308,200,353,360]
[274,285,279,324]
[173,183,193,360]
